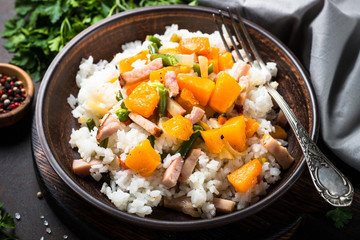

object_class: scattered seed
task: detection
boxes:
[40,237,44,240]
[46,227,51,234]
[15,212,21,220]
[37,191,43,199]
[44,220,49,226]
[40,215,45,219]
[63,235,68,239]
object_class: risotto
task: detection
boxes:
[68,24,293,218]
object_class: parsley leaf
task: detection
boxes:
[0,202,17,240]
[2,0,198,82]
[326,207,352,228]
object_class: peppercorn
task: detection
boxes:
[0,72,26,114]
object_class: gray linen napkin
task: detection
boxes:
[198,0,360,170]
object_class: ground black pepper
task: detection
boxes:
[0,73,26,113]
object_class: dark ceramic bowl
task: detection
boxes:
[36,5,318,230]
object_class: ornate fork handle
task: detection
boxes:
[265,83,354,207]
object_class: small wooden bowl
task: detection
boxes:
[0,63,34,128]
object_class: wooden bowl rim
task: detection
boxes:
[0,63,34,127]
[35,5,319,230]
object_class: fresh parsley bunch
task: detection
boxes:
[2,0,198,82]
[0,202,17,240]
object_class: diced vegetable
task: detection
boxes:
[115,108,129,122]
[115,90,123,101]
[198,120,210,130]
[166,96,186,117]
[204,47,220,74]
[176,88,200,113]
[162,114,194,140]
[148,42,159,54]
[118,50,148,73]
[218,51,234,71]
[158,86,168,118]
[125,139,161,177]
[176,130,202,158]
[208,72,241,113]
[179,65,192,73]
[244,116,260,138]
[86,98,110,117]
[198,55,208,78]
[150,53,179,66]
[176,74,215,106]
[193,63,214,76]
[270,125,288,140]
[147,135,155,148]
[174,54,195,66]
[179,37,210,55]
[200,128,224,154]
[228,159,262,193]
[150,67,174,83]
[86,118,96,131]
[218,115,227,125]
[221,115,247,152]
[170,33,181,42]
[159,48,180,55]
[147,35,162,48]
[99,137,109,148]
[124,82,160,118]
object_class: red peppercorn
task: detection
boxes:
[10,81,14,86]
[10,104,16,109]
[0,90,5,95]
[7,89,13,95]
[14,102,20,107]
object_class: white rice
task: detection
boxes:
[68,24,283,218]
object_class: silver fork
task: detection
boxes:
[213,8,353,207]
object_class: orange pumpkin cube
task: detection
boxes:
[124,82,159,118]
[176,74,215,106]
[179,37,210,55]
[175,88,200,113]
[200,128,224,154]
[270,125,287,140]
[221,115,247,152]
[162,114,194,140]
[244,116,260,138]
[149,67,175,83]
[218,52,234,71]
[125,139,161,177]
[209,72,241,113]
[228,159,262,193]
[119,50,149,73]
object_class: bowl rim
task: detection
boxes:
[0,63,34,126]
[35,5,319,230]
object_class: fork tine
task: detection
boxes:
[226,7,253,65]
[212,13,234,61]
[234,8,267,70]
[218,10,244,62]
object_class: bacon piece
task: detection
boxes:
[96,114,122,142]
[235,76,250,106]
[213,198,236,213]
[185,106,205,124]
[162,155,184,188]
[166,97,186,116]
[120,58,163,85]
[128,112,162,137]
[72,159,102,177]
[163,196,201,218]
[179,148,201,183]
[164,71,179,97]
[229,60,250,82]
[262,134,294,169]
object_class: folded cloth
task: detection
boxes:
[199,0,360,171]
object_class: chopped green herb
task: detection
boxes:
[116,90,123,101]
[101,173,111,185]
[176,131,201,158]
[158,87,168,118]
[147,135,155,148]
[2,0,196,82]
[86,118,96,131]
[326,207,352,228]
[99,138,109,148]
[0,202,17,240]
